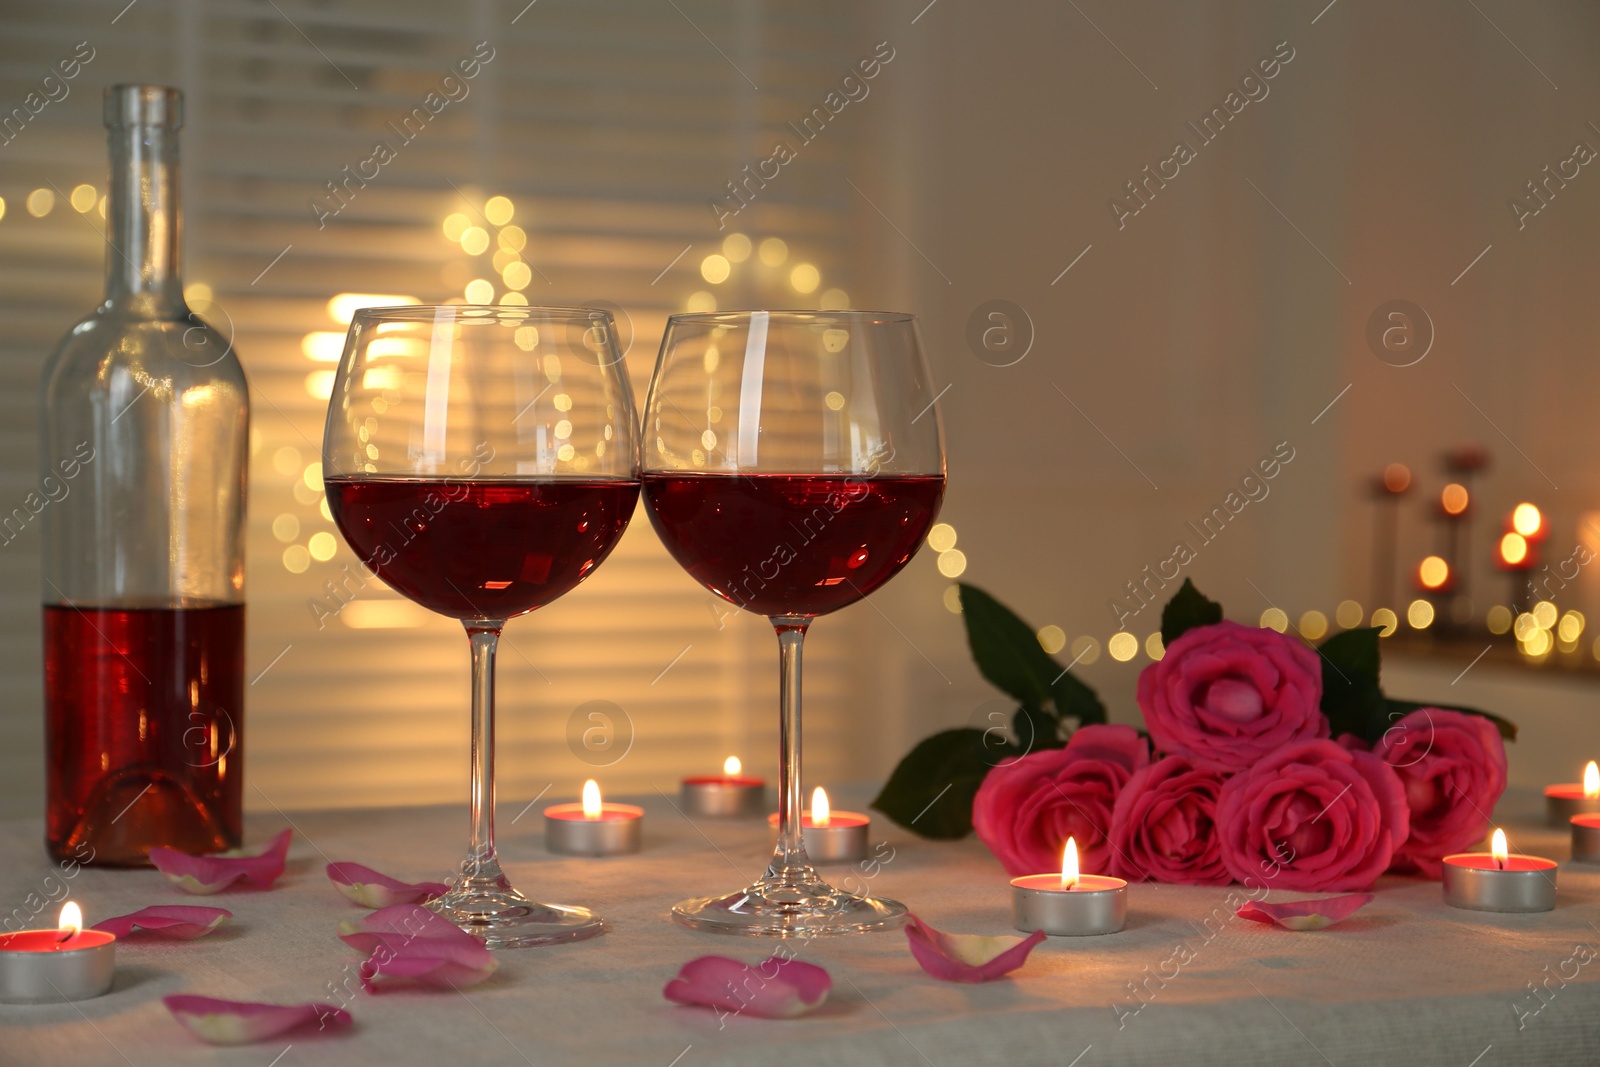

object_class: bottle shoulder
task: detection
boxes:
[42,306,249,397]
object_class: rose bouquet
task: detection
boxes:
[874,581,1515,891]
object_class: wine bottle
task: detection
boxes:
[38,85,248,866]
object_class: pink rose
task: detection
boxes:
[1217,739,1409,891]
[972,724,1148,877]
[1137,620,1326,772]
[1108,755,1230,886]
[1374,708,1507,878]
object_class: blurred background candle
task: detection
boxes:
[681,756,765,817]
[1544,761,1600,827]
[768,787,868,863]
[1012,838,1128,936]
[1571,814,1600,864]
[0,903,116,1004]
[545,780,642,856]
[1442,829,1556,913]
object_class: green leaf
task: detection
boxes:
[1383,698,1518,743]
[1012,705,1065,754]
[957,584,1106,725]
[871,728,1000,839]
[1317,627,1382,686]
[1053,669,1107,727]
[1160,579,1224,646]
[1316,627,1388,743]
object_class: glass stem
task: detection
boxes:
[464,621,506,883]
[771,616,811,875]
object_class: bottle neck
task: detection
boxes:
[105,123,185,316]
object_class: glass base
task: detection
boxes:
[672,864,907,938]
[428,865,605,949]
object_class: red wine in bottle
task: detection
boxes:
[39,86,248,865]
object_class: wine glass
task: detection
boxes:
[641,310,945,936]
[322,305,639,948]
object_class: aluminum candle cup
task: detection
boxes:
[1441,853,1557,912]
[682,776,765,817]
[1011,875,1128,936]
[0,929,116,1003]
[767,811,869,863]
[1543,786,1600,828]
[1571,815,1600,864]
[544,804,643,856]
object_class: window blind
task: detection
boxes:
[0,0,922,817]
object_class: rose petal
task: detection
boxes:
[326,862,449,908]
[337,903,481,949]
[336,904,496,992]
[163,995,350,1045]
[92,905,231,940]
[1237,893,1374,931]
[356,938,498,991]
[904,914,1046,983]
[149,829,293,895]
[663,955,831,1020]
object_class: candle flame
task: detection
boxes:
[724,755,742,777]
[1491,828,1509,869]
[811,786,830,826]
[58,902,82,940]
[581,779,602,820]
[1585,761,1599,799]
[1061,837,1080,889]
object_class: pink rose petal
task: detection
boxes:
[149,829,293,895]
[337,903,478,947]
[326,862,449,908]
[663,955,831,1020]
[1237,893,1374,931]
[357,939,498,991]
[904,914,1046,983]
[163,995,350,1045]
[337,904,497,992]
[92,905,231,940]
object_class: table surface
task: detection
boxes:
[2,787,1597,1067]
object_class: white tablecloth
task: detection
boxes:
[2,787,1597,1067]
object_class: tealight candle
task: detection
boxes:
[682,755,766,817]
[0,903,116,1004]
[1442,829,1557,913]
[1011,838,1128,936]
[767,787,868,863]
[1571,814,1600,864]
[544,780,642,856]
[1543,761,1600,827]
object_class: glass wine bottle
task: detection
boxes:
[39,85,248,866]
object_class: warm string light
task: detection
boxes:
[677,232,847,314]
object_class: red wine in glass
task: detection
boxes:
[641,472,944,617]
[44,603,244,865]
[325,477,639,620]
